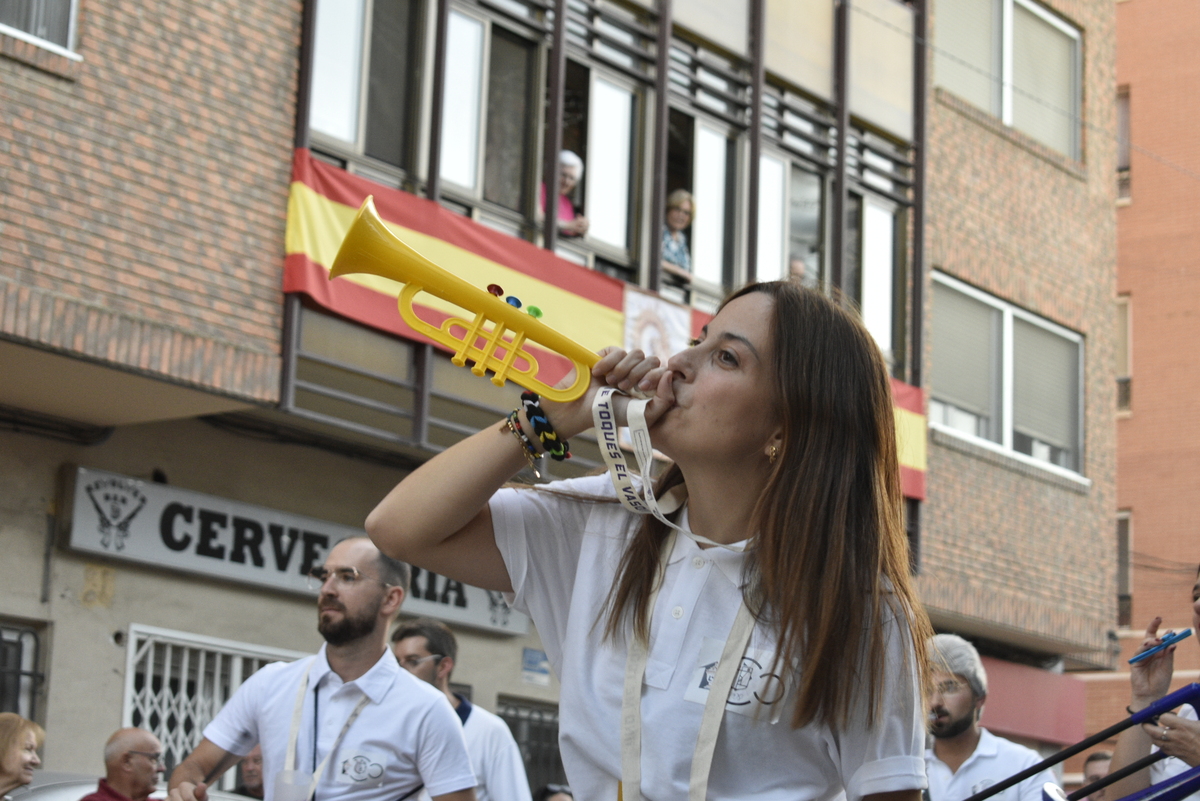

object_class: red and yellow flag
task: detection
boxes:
[281,148,926,498]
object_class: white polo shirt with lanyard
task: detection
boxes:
[925,729,1058,801]
[490,474,927,801]
[204,645,475,801]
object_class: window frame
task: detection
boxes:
[857,192,901,366]
[580,67,641,256]
[437,6,495,201]
[935,0,1082,160]
[755,147,791,284]
[0,622,43,721]
[1116,510,1132,628]
[1117,86,1131,201]
[0,0,82,61]
[308,0,373,157]
[930,271,1088,483]
[307,0,432,183]
[438,6,548,234]
[1006,0,1082,159]
[497,695,567,793]
[755,146,829,287]
[1116,294,1131,413]
[122,624,307,786]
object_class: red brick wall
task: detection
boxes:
[1114,0,1200,639]
[919,0,1118,654]
[1078,0,1200,771]
[0,0,303,401]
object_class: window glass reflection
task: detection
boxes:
[311,0,366,144]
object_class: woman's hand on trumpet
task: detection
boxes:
[539,347,675,440]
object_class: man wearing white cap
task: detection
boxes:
[925,634,1060,801]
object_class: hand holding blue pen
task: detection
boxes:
[1130,628,1193,664]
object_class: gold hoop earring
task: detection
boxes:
[768,446,778,465]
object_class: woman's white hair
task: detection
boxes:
[559,149,584,179]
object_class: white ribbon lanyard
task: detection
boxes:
[618,533,756,801]
[283,658,372,800]
[591,387,745,553]
[593,388,757,800]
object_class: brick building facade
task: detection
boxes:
[920,0,1118,775]
[1076,0,1200,781]
[1,0,1117,788]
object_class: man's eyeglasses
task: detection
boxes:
[128,751,165,766]
[400,654,443,670]
[307,566,389,591]
[933,680,967,696]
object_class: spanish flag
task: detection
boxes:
[281,148,926,499]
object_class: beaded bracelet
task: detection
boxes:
[505,411,543,478]
[520,391,570,461]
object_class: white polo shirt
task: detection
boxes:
[204,645,476,801]
[461,701,532,801]
[490,475,927,801]
[1151,704,1200,801]
[925,729,1059,801]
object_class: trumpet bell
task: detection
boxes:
[329,197,600,403]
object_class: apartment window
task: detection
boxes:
[1116,295,1131,411]
[1117,88,1131,200]
[665,107,734,294]
[440,11,538,216]
[1117,511,1132,627]
[557,60,638,253]
[935,0,1081,159]
[0,624,42,719]
[859,196,899,365]
[930,273,1084,473]
[0,0,74,51]
[757,155,824,288]
[497,696,566,793]
[759,84,835,292]
[310,0,424,173]
[123,625,305,781]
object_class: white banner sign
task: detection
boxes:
[64,466,527,634]
[623,288,693,366]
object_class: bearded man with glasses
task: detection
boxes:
[925,634,1059,801]
[168,537,476,801]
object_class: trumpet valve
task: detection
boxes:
[491,331,528,388]
[454,311,489,368]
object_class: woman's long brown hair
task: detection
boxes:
[601,281,932,730]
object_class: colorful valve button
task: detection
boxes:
[527,306,543,319]
[506,296,522,308]
[487,284,504,297]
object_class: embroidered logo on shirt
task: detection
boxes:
[337,748,387,785]
[684,638,788,721]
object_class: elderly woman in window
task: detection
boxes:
[539,150,589,238]
[661,189,693,273]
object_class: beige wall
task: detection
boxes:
[0,419,557,775]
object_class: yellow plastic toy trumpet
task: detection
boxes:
[328,197,600,402]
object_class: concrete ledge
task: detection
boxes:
[0,277,280,403]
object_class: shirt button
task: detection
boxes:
[672,606,684,619]
[692,557,705,569]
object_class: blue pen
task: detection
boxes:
[1129,628,1193,664]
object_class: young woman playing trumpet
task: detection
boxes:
[366,281,933,801]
